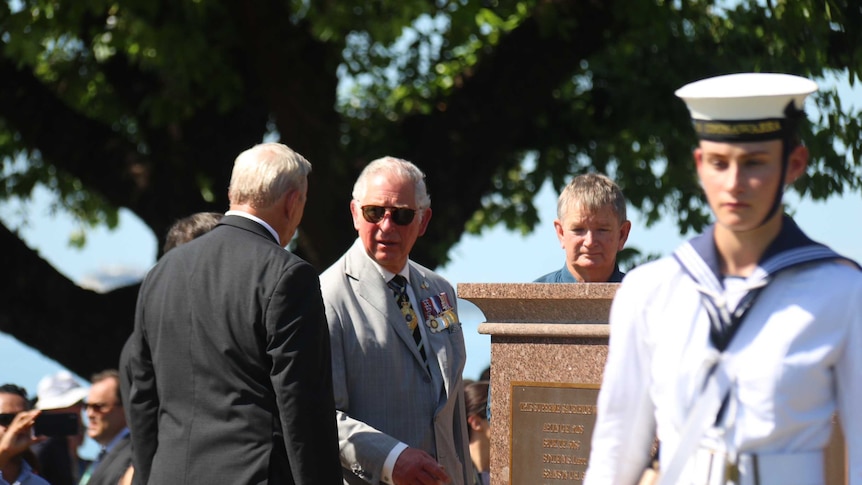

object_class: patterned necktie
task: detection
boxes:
[387,275,428,364]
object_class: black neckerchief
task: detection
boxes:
[673,215,858,351]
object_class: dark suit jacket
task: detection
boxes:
[124,215,341,485]
[87,434,132,485]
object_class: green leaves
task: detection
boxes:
[1,0,860,263]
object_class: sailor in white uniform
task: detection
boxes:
[584,73,861,485]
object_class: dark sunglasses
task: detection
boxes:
[0,412,17,427]
[361,205,416,226]
[84,402,118,413]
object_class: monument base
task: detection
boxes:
[481,322,608,485]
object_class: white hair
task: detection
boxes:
[352,156,431,211]
[228,143,311,208]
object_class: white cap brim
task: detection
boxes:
[675,73,818,121]
[35,387,88,410]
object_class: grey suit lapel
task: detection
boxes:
[344,241,431,373]
[409,266,452,400]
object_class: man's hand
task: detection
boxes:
[392,447,451,485]
[0,410,43,467]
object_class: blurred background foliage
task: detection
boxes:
[1,0,860,374]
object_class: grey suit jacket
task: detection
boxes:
[320,239,470,485]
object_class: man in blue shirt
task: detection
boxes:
[535,173,631,283]
[489,174,630,424]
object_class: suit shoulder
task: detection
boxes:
[277,248,314,270]
[409,261,452,287]
[226,227,312,271]
[319,251,348,280]
[319,252,351,296]
[407,259,436,275]
[407,260,449,283]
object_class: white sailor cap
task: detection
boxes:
[675,73,818,141]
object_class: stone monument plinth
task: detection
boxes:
[459,283,616,485]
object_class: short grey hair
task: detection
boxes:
[228,143,311,208]
[352,156,431,211]
[557,173,627,223]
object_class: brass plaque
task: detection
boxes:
[510,382,599,484]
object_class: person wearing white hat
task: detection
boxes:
[32,371,90,485]
[35,371,88,412]
[584,73,862,485]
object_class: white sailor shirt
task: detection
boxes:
[584,250,862,485]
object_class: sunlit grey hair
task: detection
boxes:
[352,156,431,212]
[557,173,627,223]
[228,143,311,208]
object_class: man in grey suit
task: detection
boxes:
[125,142,341,484]
[320,157,470,485]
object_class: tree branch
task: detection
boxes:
[398,0,620,267]
[0,222,139,377]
